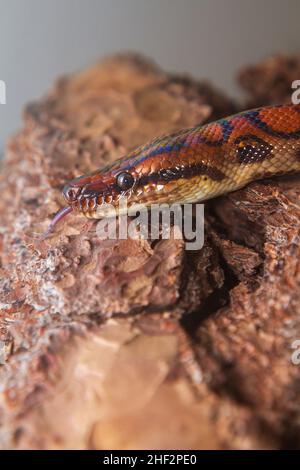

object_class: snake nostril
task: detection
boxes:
[68,189,76,200]
[63,185,80,202]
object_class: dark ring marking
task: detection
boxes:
[234,134,273,164]
[191,120,234,147]
[139,162,226,185]
[245,111,300,139]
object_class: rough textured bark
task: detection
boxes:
[0,53,300,449]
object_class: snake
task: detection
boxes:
[44,103,300,235]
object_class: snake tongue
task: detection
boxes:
[41,206,73,239]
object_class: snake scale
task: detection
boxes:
[46,103,300,234]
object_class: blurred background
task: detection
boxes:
[0,0,299,148]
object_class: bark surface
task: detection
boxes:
[0,53,299,449]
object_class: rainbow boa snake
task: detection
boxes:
[45,104,300,235]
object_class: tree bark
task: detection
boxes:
[0,53,300,449]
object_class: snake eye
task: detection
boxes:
[116,172,135,190]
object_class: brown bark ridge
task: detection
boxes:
[0,53,300,449]
[238,53,300,107]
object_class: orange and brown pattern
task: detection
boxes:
[50,104,300,226]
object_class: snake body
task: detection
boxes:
[47,104,300,232]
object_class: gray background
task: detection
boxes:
[0,0,299,148]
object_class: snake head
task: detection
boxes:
[61,132,213,219]
[61,157,196,219]
[61,161,143,218]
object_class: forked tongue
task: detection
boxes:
[41,206,73,239]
